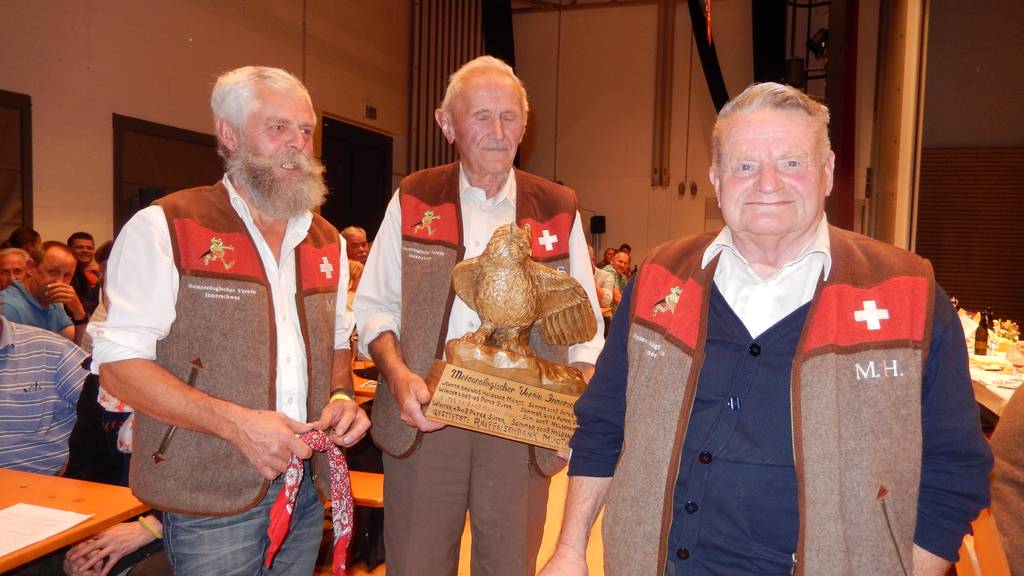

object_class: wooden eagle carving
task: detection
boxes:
[452,222,598,358]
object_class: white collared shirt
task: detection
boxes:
[89,175,352,422]
[354,166,605,365]
[701,216,832,338]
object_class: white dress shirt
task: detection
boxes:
[89,175,352,422]
[354,166,605,366]
[701,216,832,339]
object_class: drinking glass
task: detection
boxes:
[1007,341,1024,376]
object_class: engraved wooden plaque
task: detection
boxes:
[424,360,579,451]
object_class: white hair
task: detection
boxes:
[211,66,312,132]
[0,247,30,263]
[712,82,831,168]
[440,56,529,116]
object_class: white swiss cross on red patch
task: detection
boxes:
[802,276,927,352]
[520,213,573,261]
[853,300,889,330]
[298,243,340,291]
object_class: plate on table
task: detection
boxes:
[994,377,1023,390]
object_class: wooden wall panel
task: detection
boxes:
[409,0,484,172]
[916,148,1024,326]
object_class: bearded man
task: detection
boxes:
[89,66,369,574]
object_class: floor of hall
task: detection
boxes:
[318,468,605,575]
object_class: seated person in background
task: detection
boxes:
[67,231,100,315]
[990,388,1024,575]
[3,226,41,253]
[596,247,617,270]
[62,512,168,576]
[65,237,173,576]
[0,247,30,290]
[342,225,370,264]
[349,259,364,296]
[0,241,87,343]
[617,243,637,276]
[79,241,115,355]
[602,249,631,313]
[347,259,364,309]
[0,306,88,474]
[348,260,365,359]
[63,372,170,576]
[589,246,614,335]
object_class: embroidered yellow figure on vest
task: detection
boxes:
[652,286,682,316]
[200,237,236,270]
[412,209,441,236]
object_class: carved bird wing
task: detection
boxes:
[451,256,483,312]
[528,261,598,346]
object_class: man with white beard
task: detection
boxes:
[89,66,369,574]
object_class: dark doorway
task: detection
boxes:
[320,117,393,240]
[0,89,32,240]
[112,114,221,235]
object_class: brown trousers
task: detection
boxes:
[382,426,551,576]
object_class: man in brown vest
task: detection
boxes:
[90,66,369,574]
[541,83,992,575]
[991,384,1024,574]
[354,56,605,575]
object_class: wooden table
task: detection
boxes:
[352,359,378,402]
[0,469,148,573]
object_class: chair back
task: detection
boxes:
[957,535,980,576]
[956,508,1011,576]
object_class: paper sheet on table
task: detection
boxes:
[0,503,93,558]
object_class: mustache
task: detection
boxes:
[242,149,326,176]
[480,140,513,151]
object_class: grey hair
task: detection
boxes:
[0,247,30,263]
[340,226,366,239]
[439,56,529,116]
[711,82,831,168]
[211,66,312,133]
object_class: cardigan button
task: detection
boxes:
[748,343,761,356]
[698,451,712,464]
[676,547,690,560]
[684,500,698,514]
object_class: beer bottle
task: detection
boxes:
[974,309,989,356]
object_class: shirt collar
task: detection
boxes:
[222,174,314,233]
[0,315,14,350]
[701,215,832,280]
[6,280,45,311]
[458,166,516,207]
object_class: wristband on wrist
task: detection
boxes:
[71,316,89,326]
[329,390,354,403]
[138,516,162,539]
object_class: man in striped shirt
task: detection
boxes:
[0,306,88,474]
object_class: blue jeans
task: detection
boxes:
[163,464,323,575]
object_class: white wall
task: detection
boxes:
[0,0,410,245]
[514,1,753,261]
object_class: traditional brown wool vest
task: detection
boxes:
[129,183,341,515]
[370,162,579,476]
[602,226,935,575]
